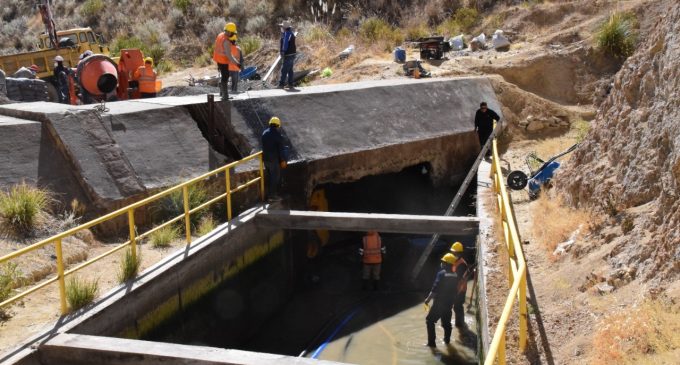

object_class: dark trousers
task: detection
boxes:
[278,55,295,87]
[478,128,492,155]
[217,63,229,97]
[229,71,239,92]
[264,160,281,198]
[426,301,453,345]
[454,298,465,327]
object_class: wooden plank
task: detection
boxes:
[257,210,478,235]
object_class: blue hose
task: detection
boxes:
[311,308,360,359]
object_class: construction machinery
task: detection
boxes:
[0,1,158,104]
[415,36,451,60]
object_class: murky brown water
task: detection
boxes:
[311,289,478,365]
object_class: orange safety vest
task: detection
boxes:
[134,65,156,93]
[362,234,382,264]
[228,42,241,72]
[213,32,229,65]
[451,257,469,295]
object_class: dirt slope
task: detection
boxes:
[560,0,680,281]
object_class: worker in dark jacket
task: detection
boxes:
[53,55,71,104]
[474,102,501,156]
[261,117,289,201]
[423,253,464,347]
[278,20,296,89]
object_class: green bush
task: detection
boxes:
[196,215,216,237]
[571,119,590,142]
[453,8,479,32]
[405,23,430,41]
[157,184,208,229]
[360,18,404,51]
[173,0,192,13]
[1,263,21,315]
[111,35,145,55]
[155,59,175,75]
[0,183,50,235]
[596,12,638,58]
[66,276,98,311]
[303,24,333,43]
[118,248,141,283]
[150,224,179,248]
[240,36,262,57]
[80,0,104,19]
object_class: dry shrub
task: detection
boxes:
[591,300,680,365]
[530,193,591,254]
[359,17,404,53]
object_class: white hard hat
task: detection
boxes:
[55,55,64,62]
[279,20,292,29]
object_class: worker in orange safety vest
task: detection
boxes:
[213,22,241,99]
[449,241,470,327]
[359,231,385,291]
[134,57,157,98]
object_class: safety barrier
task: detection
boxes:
[0,152,265,315]
[485,136,528,364]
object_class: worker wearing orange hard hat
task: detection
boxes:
[213,22,241,99]
[134,57,157,98]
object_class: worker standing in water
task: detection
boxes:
[449,242,470,327]
[228,34,243,94]
[134,57,157,98]
[261,117,289,202]
[359,231,385,291]
[213,22,240,99]
[424,253,459,347]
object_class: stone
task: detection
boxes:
[596,282,615,294]
[526,119,545,132]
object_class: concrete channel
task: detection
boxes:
[0,77,502,364]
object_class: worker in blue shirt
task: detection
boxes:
[423,253,465,347]
[278,20,297,89]
[261,117,289,201]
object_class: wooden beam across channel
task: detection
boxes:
[256,210,479,235]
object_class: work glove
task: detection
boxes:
[279,160,287,169]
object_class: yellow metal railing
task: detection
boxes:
[485,135,528,364]
[0,152,265,315]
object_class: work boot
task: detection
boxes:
[220,83,229,99]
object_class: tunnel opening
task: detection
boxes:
[141,163,479,364]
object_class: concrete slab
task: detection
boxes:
[41,333,352,365]
[0,116,41,187]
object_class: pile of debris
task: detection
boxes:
[0,67,48,102]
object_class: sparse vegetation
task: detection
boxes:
[240,36,263,57]
[117,248,141,283]
[196,215,216,237]
[359,18,404,52]
[405,22,430,41]
[591,300,680,365]
[79,0,104,21]
[437,8,479,36]
[65,276,98,311]
[0,183,50,236]
[602,193,619,217]
[596,12,638,58]
[571,119,590,143]
[0,263,22,317]
[531,193,592,254]
[173,0,191,13]
[621,215,634,234]
[150,224,179,248]
[157,183,208,229]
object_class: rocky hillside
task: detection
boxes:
[561,0,679,281]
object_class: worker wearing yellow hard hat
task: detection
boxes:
[226,27,243,94]
[448,241,470,328]
[134,56,157,98]
[213,21,241,99]
[261,117,289,202]
[423,253,461,347]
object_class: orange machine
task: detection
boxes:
[76,54,118,100]
[117,49,144,100]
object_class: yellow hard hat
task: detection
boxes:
[269,117,281,127]
[229,34,237,41]
[144,57,153,65]
[441,253,456,265]
[225,22,237,34]
[450,242,464,253]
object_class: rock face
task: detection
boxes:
[561,1,680,279]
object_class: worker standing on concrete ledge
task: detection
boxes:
[278,20,297,90]
[261,117,289,202]
[213,22,241,99]
[359,231,385,291]
[134,57,157,98]
[474,102,500,157]
[424,253,460,347]
[449,242,470,327]
[228,34,243,94]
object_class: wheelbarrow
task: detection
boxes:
[507,143,579,199]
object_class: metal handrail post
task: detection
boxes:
[259,155,265,202]
[54,238,67,314]
[226,168,232,221]
[183,185,191,244]
[128,209,136,260]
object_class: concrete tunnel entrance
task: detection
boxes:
[138,164,479,364]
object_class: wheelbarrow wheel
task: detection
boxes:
[507,170,528,190]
